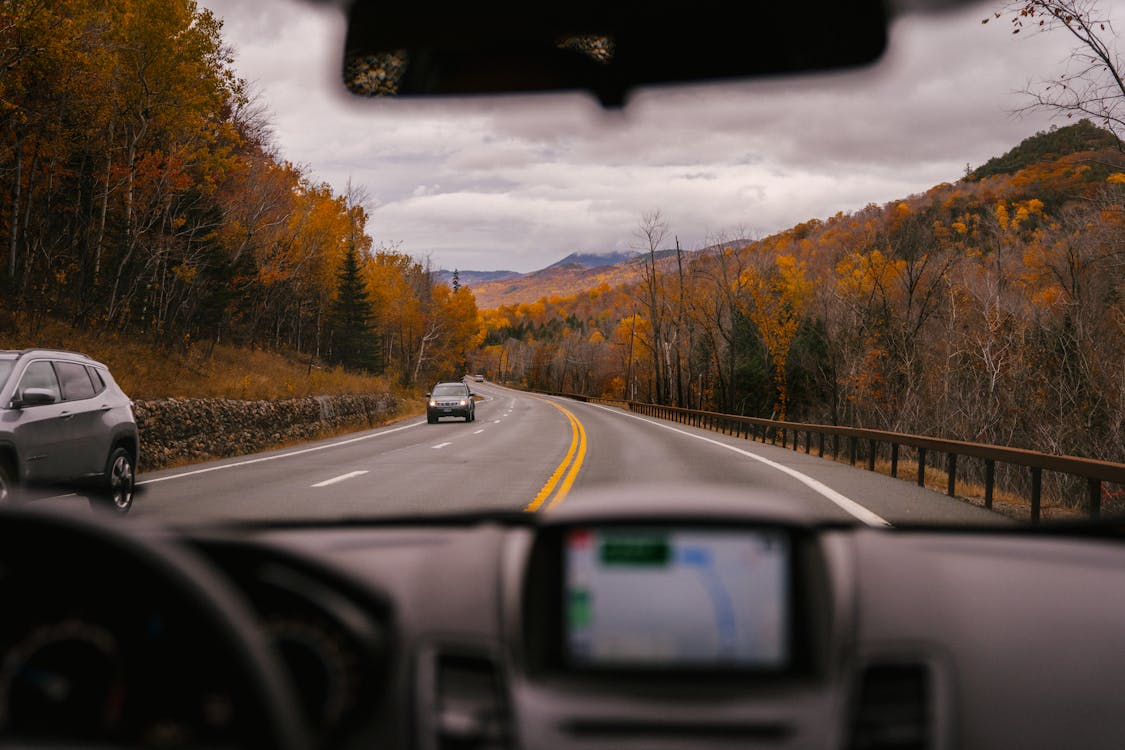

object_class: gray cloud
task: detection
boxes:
[199,0,1112,273]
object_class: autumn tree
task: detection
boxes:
[739,253,813,421]
[633,210,670,403]
[989,0,1125,141]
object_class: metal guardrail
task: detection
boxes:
[541,391,1125,523]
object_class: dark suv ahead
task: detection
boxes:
[0,349,138,513]
[426,381,476,423]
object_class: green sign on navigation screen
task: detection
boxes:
[599,534,671,566]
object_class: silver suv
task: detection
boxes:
[0,349,138,513]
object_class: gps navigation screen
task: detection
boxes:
[563,527,791,668]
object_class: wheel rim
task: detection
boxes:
[110,455,134,510]
[0,471,9,505]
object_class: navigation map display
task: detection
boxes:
[564,527,791,668]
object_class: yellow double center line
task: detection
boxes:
[525,399,587,512]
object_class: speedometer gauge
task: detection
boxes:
[0,619,126,737]
[264,615,360,733]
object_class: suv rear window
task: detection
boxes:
[87,366,107,395]
[55,361,96,401]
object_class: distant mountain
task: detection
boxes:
[435,269,521,287]
[546,251,639,269]
[471,248,721,309]
[437,252,636,290]
[452,245,753,308]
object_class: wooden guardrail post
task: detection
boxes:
[1089,478,1101,519]
[947,453,957,497]
[984,459,995,509]
[917,448,926,487]
[890,444,899,478]
[1030,466,1042,524]
[867,439,877,471]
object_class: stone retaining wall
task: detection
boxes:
[133,393,399,470]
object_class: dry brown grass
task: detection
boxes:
[0,318,414,402]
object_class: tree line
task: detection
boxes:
[0,0,477,384]
[472,124,1125,479]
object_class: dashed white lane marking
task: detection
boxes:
[583,402,889,527]
[432,442,452,449]
[311,470,369,488]
[139,420,425,485]
[473,429,485,434]
[494,419,502,424]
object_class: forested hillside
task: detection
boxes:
[0,0,477,385]
[472,123,1125,466]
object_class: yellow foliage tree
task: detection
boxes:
[739,254,813,421]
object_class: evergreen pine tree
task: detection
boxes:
[328,244,382,372]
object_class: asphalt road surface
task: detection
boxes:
[26,382,1009,526]
[132,382,1008,526]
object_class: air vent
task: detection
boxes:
[432,653,512,750]
[847,664,931,750]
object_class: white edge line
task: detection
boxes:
[138,420,425,485]
[311,470,369,488]
[585,403,889,527]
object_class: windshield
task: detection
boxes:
[0,0,1121,527]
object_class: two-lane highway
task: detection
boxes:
[30,381,1008,525]
[130,384,573,523]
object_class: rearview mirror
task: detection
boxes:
[342,1,889,107]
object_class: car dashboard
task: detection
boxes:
[3,485,1125,750]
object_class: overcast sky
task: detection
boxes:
[197,0,1113,273]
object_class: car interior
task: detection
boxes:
[2,1,1125,749]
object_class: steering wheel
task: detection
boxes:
[0,506,311,750]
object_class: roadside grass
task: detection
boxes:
[861,456,1087,523]
[0,317,415,402]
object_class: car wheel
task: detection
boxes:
[427,414,437,424]
[0,461,14,505]
[92,447,135,514]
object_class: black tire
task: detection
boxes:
[0,460,14,506]
[427,414,437,424]
[92,446,135,514]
